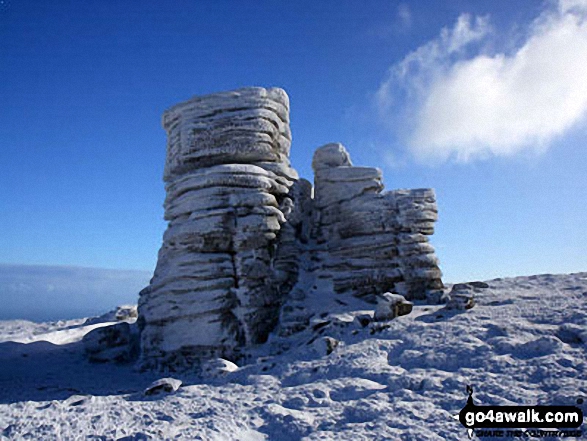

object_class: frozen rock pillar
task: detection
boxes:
[394,189,444,299]
[311,143,442,302]
[138,88,298,368]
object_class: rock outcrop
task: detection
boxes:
[444,282,489,310]
[138,87,301,369]
[311,143,443,302]
[373,293,413,322]
[144,378,182,396]
[138,87,443,369]
[83,322,139,363]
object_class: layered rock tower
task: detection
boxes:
[311,143,442,302]
[139,87,442,368]
[138,88,302,368]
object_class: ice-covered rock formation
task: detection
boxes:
[311,143,443,302]
[138,87,302,368]
[138,87,443,369]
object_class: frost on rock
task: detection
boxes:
[374,293,413,322]
[144,377,182,396]
[311,143,443,303]
[200,358,239,377]
[138,87,301,369]
[445,282,488,310]
[138,87,443,369]
[83,322,139,363]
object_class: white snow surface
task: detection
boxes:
[1,272,586,440]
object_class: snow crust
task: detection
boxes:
[1,272,586,439]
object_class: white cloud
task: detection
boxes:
[559,0,587,14]
[377,1,587,162]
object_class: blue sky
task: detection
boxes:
[1,0,586,283]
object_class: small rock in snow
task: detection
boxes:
[65,395,92,407]
[451,283,472,291]
[114,305,138,321]
[445,284,476,310]
[426,289,450,304]
[469,281,489,289]
[373,293,413,321]
[445,292,475,310]
[354,313,372,327]
[312,336,340,355]
[144,378,182,396]
[201,358,239,377]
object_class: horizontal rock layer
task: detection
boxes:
[162,87,292,179]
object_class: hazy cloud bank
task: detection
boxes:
[0,264,150,321]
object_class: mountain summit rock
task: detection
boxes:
[138,87,443,369]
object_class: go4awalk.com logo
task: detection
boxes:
[454,386,584,438]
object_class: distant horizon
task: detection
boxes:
[1,259,584,285]
[0,263,151,321]
[0,260,584,323]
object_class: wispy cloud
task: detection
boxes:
[397,3,412,30]
[367,2,413,39]
[377,0,587,162]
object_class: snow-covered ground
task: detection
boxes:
[1,272,586,440]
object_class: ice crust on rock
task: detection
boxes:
[83,322,139,363]
[138,87,302,369]
[374,293,413,322]
[200,358,239,377]
[444,282,489,310]
[311,143,443,303]
[138,87,443,369]
[144,377,182,396]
